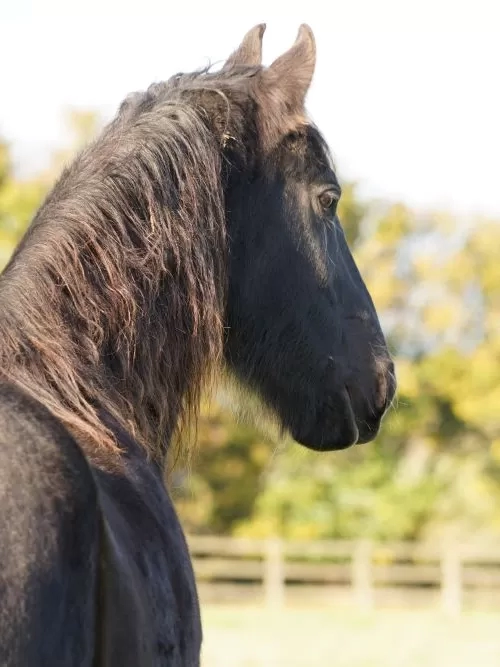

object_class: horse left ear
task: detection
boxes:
[262,24,316,112]
[223,24,266,70]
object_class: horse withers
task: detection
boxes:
[0,24,395,666]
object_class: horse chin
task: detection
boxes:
[291,386,361,452]
[293,427,360,452]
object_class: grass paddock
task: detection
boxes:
[201,605,500,666]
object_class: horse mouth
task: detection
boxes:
[291,386,362,452]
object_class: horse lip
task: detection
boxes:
[289,384,359,451]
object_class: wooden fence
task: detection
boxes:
[187,535,500,615]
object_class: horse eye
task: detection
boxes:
[318,190,338,214]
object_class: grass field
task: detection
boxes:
[201,605,500,667]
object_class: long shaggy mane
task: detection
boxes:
[0,67,263,468]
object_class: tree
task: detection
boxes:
[0,110,103,270]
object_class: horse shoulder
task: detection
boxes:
[0,383,99,667]
[94,458,202,666]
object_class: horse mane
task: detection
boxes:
[0,67,265,469]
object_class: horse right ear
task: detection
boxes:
[223,24,266,70]
[262,24,316,114]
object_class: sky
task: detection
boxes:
[1,0,499,218]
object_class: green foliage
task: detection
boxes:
[337,182,366,247]
[171,403,273,534]
[0,110,102,270]
[232,438,443,541]
[0,139,47,267]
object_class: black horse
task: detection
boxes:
[0,24,395,666]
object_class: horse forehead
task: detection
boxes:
[273,128,336,182]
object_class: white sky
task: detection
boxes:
[1,0,499,217]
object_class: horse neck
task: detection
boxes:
[0,105,227,467]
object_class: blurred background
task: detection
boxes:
[2,1,500,665]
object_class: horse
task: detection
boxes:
[0,24,395,666]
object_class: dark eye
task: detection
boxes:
[318,189,338,215]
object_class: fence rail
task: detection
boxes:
[186,535,500,614]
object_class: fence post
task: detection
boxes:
[264,537,285,610]
[352,539,374,612]
[441,542,462,617]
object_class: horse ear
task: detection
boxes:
[263,24,316,111]
[223,24,266,70]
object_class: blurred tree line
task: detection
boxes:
[1,112,499,544]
